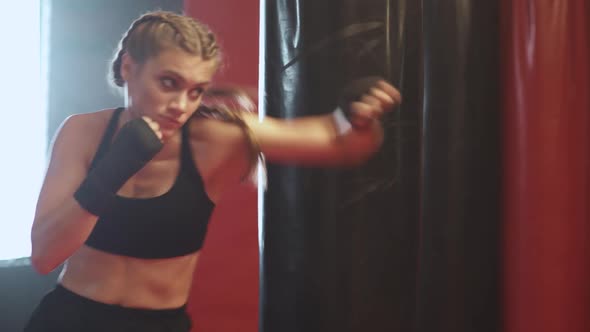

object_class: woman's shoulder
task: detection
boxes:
[54,108,117,140]
[51,108,119,159]
[186,116,252,157]
[63,108,117,128]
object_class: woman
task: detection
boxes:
[26,10,401,331]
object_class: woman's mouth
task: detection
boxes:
[159,116,182,128]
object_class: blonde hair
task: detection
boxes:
[110,11,221,87]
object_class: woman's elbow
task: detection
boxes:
[30,233,59,275]
[30,249,56,275]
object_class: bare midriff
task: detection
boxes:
[59,246,199,309]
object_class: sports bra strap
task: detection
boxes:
[89,107,125,170]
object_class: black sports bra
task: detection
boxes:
[84,108,215,258]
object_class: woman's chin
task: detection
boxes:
[161,128,180,141]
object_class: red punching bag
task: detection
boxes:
[502,1,590,332]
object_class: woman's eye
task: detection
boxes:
[161,78,175,88]
[189,87,205,99]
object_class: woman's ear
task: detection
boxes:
[120,53,135,83]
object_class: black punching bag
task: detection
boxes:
[260,1,500,332]
[260,1,422,331]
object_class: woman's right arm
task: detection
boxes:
[31,113,163,274]
[30,114,99,275]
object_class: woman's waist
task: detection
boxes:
[58,247,199,309]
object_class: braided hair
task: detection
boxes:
[110,11,221,87]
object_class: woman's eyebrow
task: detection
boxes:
[160,70,211,86]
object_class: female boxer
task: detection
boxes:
[25,10,401,331]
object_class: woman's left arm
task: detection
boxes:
[242,78,401,166]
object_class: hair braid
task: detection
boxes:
[109,11,221,88]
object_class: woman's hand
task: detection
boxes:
[141,116,163,141]
[339,77,402,130]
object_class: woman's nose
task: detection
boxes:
[169,93,189,114]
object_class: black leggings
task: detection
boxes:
[24,284,192,332]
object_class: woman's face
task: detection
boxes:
[122,48,218,138]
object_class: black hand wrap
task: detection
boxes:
[337,76,382,126]
[74,118,163,216]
